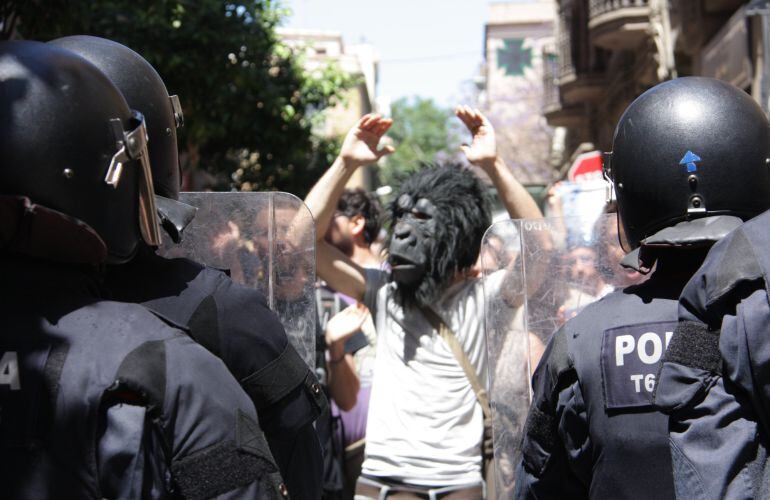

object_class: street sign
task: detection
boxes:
[568,151,603,182]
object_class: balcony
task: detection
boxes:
[543,34,605,128]
[543,52,561,115]
[588,0,650,50]
[560,73,604,106]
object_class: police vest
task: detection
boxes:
[0,263,283,499]
[562,282,681,499]
[104,249,326,499]
[105,249,323,417]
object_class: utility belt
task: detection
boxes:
[355,475,485,500]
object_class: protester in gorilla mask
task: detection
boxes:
[304,107,543,498]
[388,163,492,309]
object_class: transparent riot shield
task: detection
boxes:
[483,212,647,496]
[481,219,526,498]
[158,192,316,369]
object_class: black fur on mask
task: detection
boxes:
[387,163,491,309]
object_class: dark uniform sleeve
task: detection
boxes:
[200,273,325,500]
[515,328,589,498]
[655,229,769,500]
[97,403,155,498]
[656,293,767,500]
[101,333,285,499]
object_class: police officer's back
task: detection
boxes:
[515,77,770,499]
[0,41,284,498]
[48,35,325,499]
[656,216,770,498]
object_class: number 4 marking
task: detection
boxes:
[0,352,20,391]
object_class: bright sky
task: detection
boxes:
[281,0,491,108]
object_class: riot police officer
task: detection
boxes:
[514,77,770,498]
[655,147,770,495]
[48,35,325,499]
[0,40,284,498]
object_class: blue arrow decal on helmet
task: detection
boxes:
[680,151,701,172]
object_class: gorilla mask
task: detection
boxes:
[387,164,491,309]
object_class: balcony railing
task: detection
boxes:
[589,0,648,19]
[588,0,650,49]
[543,51,561,112]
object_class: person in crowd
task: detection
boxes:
[312,187,384,499]
[654,108,770,499]
[318,188,384,498]
[596,201,644,289]
[515,77,770,498]
[304,106,542,498]
[48,35,325,500]
[554,245,607,325]
[0,40,284,498]
[320,188,383,413]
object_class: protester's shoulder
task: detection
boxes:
[364,267,390,288]
[477,269,508,294]
[363,266,391,309]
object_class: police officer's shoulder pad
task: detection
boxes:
[701,228,764,320]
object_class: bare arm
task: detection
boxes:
[327,353,359,411]
[304,114,393,300]
[457,106,551,301]
[324,304,368,411]
[455,106,543,220]
[317,241,367,301]
[304,114,394,242]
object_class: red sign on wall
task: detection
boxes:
[568,151,603,182]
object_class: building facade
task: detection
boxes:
[546,0,769,174]
[277,28,380,189]
[482,0,558,184]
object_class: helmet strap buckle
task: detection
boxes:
[602,151,614,203]
[105,113,149,188]
[169,95,184,128]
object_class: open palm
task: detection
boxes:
[456,105,497,168]
[340,114,394,167]
[326,303,370,344]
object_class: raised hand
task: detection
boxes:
[340,114,395,168]
[325,302,370,345]
[456,105,497,170]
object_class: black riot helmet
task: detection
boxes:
[605,77,770,252]
[0,41,162,263]
[48,35,194,242]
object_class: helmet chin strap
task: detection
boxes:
[602,151,615,204]
[105,111,163,247]
[0,196,107,265]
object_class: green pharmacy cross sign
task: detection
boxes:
[497,38,532,76]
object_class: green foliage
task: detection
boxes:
[380,96,461,188]
[2,0,357,195]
